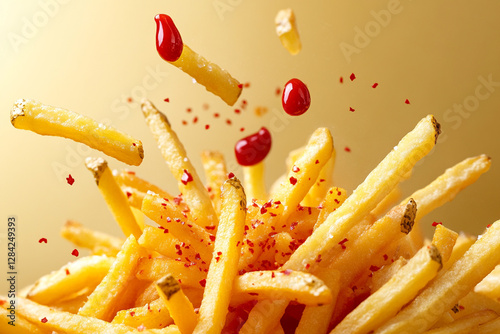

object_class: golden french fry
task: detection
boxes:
[371,257,408,293]
[79,235,146,322]
[136,257,207,289]
[61,220,124,257]
[47,291,90,314]
[243,162,267,201]
[314,187,348,229]
[200,150,228,216]
[370,185,402,218]
[141,99,217,229]
[454,291,500,320]
[138,226,193,262]
[85,157,143,239]
[156,275,198,334]
[194,178,247,334]
[375,220,500,334]
[474,316,500,334]
[424,310,497,334]
[241,115,440,334]
[27,255,115,305]
[432,224,459,264]
[0,305,46,334]
[112,297,173,329]
[10,99,143,165]
[331,244,443,334]
[302,152,336,207]
[275,8,302,55]
[475,265,500,300]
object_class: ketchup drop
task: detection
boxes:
[155,14,183,62]
[235,127,272,166]
[282,78,311,116]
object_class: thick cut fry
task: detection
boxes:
[432,224,459,264]
[454,291,500,320]
[141,99,217,228]
[231,270,332,306]
[112,298,173,329]
[371,257,408,293]
[370,185,402,218]
[10,99,143,165]
[302,152,336,207]
[314,187,348,229]
[475,317,500,334]
[136,257,207,289]
[331,244,443,334]
[243,162,267,201]
[295,270,341,334]
[156,275,198,334]
[374,220,500,334]
[200,150,228,215]
[141,192,214,265]
[240,115,440,334]
[138,226,195,261]
[424,310,497,334]
[79,235,146,322]
[0,306,46,334]
[169,45,242,106]
[443,233,476,272]
[27,255,115,305]
[194,178,247,334]
[475,265,500,300]
[275,8,302,55]
[61,220,123,256]
[85,157,143,239]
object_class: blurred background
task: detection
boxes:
[1,0,499,289]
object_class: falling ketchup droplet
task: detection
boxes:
[235,127,272,166]
[155,14,183,62]
[282,78,311,116]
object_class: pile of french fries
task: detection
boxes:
[4,95,500,334]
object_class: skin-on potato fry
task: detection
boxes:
[10,99,143,166]
[156,275,198,334]
[141,99,217,229]
[200,150,228,216]
[240,115,440,334]
[194,178,247,334]
[275,8,302,55]
[85,157,143,239]
[27,255,115,305]
[375,220,500,334]
[424,310,497,334]
[61,220,124,257]
[431,224,459,264]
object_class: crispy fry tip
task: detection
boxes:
[11,98,27,124]
[85,157,108,185]
[141,99,171,127]
[429,115,442,143]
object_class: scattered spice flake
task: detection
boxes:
[182,120,188,126]
[127,97,133,103]
[181,169,193,185]
[487,224,492,228]
[244,82,250,88]
[0,300,5,306]
[226,119,232,125]
[130,311,136,317]
[289,176,297,185]
[199,279,207,287]
[315,254,322,263]
[275,87,281,96]
[213,113,220,118]
[126,191,132,198]
[41,317,48,323]
[339,76,344,83]
[339,238,348,249]
[349,107,355,112]
[39,238,48,243]
[164,98,170,102]
[66,174,75,185]
[292,165,300,173]
[71,249,79,257]
[240,127,245,132]
[405,99,410,104]
[209,235,216,242]
[205,225,216,231]
[137,325,146,332]
[193,116,198,124]
[254,106,268,117]
[349,73,356,81]
[205,124,210,130]
[344,146,351,152]
[315,159,319,164]
[305,263,311,270]
[186,108,192,113]
[65,268,70,275]
[372,83,379,88]
[281,269,293,275]
[202,103,209,110]
[383,254,389,261]
[432,222,443,227]
[238,83,243,89]
[369,265,380,272]
[228,172,235,179]
[271,272,276,278]
[234,109,241,114]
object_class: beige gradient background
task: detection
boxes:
[1,0,499,291]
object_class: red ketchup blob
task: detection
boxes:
[155,14,183,62]
[235,127,272,166]
[282,78,311,116]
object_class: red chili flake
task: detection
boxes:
[383,254,389,261]
[39,238,48,243]
[487,224,492,228]
[65,268,70,275]
[315,159,319,164]
[271,272,276,278]
[289,176,297,185]
[205,124,210,130]
[349,107,355,112]
[209,235,216,242]
[351,286,357,292]
[186,108,192,113]
[369,265,380,272]
[234,109,241,114]
[350,73,356,81]
[275,87,281,96]
[41,317,48,323]
[0,300,5,306]
[372,83,379,88]
[126,191,132,199]
[281,269,293,275]
[66,174,75,185]
[290,221,299,231]
[164,98,170,102]
[228,172,235,179]
[205,225,216,231]
[340,76,344,83]
[292,165,300,173]
[226,119,232,125]
[244,82,250,88]
[344,147,351,152]
[182,120,188,126]
[127,97,133,103]
[405,99,410,104]
[305,263,311,269]
[137,325,146,332]
[130,311,136,317]
[199,279,206,287]
[193,116,198,124]
[240,127,245,132]
[71,249,79,257]
[459,305,465,310]
[339,238,348,249]
[181,169,193,185]
[315,254,322,263]
[248,292,259,296]
[238,83,243,89]
[432,222,442,227]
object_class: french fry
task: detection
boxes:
[61,220,124,257]
[47,291,90,314]
[0,305,46,334]
[275,8,302,55]
[141,192,214,266]
[432,224,459,264]
[231,270,332,306]
[240,115,440,334]
[331,244,443,334]
[10,99,143,165]
[476,316,500,334]
[138,225,195,262]
[314,187,348,229]
[243,161,267,201]
[156,275,198,334]
[371,257,408,293]
[112,297,174,329]
[475,265,500,300]
[78,235,146,322]
[370,185,402,219]
[85,157,143,239]
[141,99,217,229]
[302,152,336,207]
[27,255,115,305]
[200,150,228,216]
[193,178,247,334]
[424,310,497,334]
[136,257,207,289]
[454,291,500,320]
[374,220,500,334]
